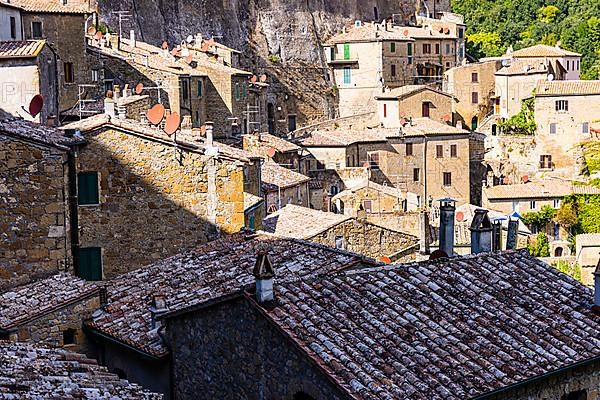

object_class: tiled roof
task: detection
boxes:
[484,180,600,200]
[5,0,94,13]
[257,250,600,399]
[261,162,311,190]
[326,23,453,45]
[576,233,600,248]
[252,132,301,153]
[333,180,404,201]
[0,341,162,399]
[512,44,581,58]
[244,192,263,212]
[0,110,78,149]
[86,233,367,357]
[295,129,387,147]
[263,204,351,239]
[0,274,99,331]
[0,40,45,59]
[375,85,455,100]
[495,59,548,76]
[536,80,600,96]
[402,117,469,136]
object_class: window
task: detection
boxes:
[343,43,350,60]
[32,21,43,38]
[343,67,351,84]
[288,115,297,132]
[458,28,464,39]
[413,168,420,182]
[64,62,74,83]
[471,91,479,104]
[197,81,203,97]
[471,72,478,83]
[243,82,247,98]
[335,236,345,250]
[550,123,557,134]
[435,43,440,55]
[316,160,325,170]
[406,143,413,156]
[235,82,240,101]
[391,64,396,77]
[443,172,452,186]
[78,247,102,281]
[553,199,561,208]
[450,144,457,158]
[182,79,189,102]
[529,200,537,210]
[407,43,413,64]
[91,69,99,82]
[555,247,563,257]
[555,100,569,112]
[540,155,552,169]
[445,43,450,54]
[390,42,396,53]
[10,17,16,39]
[423,44,431,54]
[77,172,99,205]
[562,389,587,400]
[582,122,589,134]
[368,152,380,170]
[362,200,373,213]
[62,328,76,345]
[436,145,443,158]
[383,103,387,118]
[422,102,430,117]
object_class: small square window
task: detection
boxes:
[471,92,479,104]
[390,42,396,53]
[450,144,457,158]
[471,72,478,83]
[553,199,561,208]
[32,21,43,39]
[555,100,568,112]
[436,145,443,158]
[63,328,76,345]
[64,62,74,83]
[582,122,589,134]
[413,168,420,182]
[335,236,345,250]
[550,123,557,134]
[530,200,537,210]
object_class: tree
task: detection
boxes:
[528,232,550,257]
[466,32,505,59]
[555,202,577,230]
[498,97,536,135]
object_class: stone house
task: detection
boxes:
[0,112,75,289]
[261,161,311,213]
[0,274,100,353]
[0,1,23,41]
[533,80,600,178]
[62,113,262,279]
[444,60,502,131]
[0,341,163,399]
[511,44,582,81]
[165,248,600,400]
[242,131,301,170]
[87,35,253,138]
[576,233,600,286]
[375,84,456,128]
[263,204,419,262]
[332,179,405,216]
[83,233,376,397]
[483,179,600,257]
[13,0,96,115]
[0,40,58,125]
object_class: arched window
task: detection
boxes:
[555,247,563,257]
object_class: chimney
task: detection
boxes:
[456,120,463,129]
[205,121,214,147]
[594,261,600,307]
[104,97,115,118]
[438,198,456,257]
[470,209,492,254]
[99,287,108,307]
[419,210,430,255]
[253,249,275,303]
[149,295,168,330]
[492,219,502,252]
[506,217,519,250]
[130,30,136,47]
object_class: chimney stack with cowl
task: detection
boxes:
[149,295,168,330]
[438,198,456,257]
[253,249,275,303]
[470,209,492,254]
[506,217,519,250]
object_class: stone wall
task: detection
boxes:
[166,297,349,400]
[0,135,71,289]
[8,295,100,354]
[75,127,245,278]
[309,219,417,261]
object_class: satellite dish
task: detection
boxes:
[87,26,97,35]
[399,111,406,118]
[362,161,371,168]
[378,256,392,265]
[267,147,277,158]
[547,74,554,81]
[200,125,207,135]
[521,175,529,183]
[207,38,215,46]
[201,42,210,52]
[186,35,194,43]
[250,75,258,83]
[429,249,449,260]
[135,83,144,95]
[185,55,193,64]
[94,31,103,41]
[28,95,44,117]
[442,114,450,122]
[502,176,510,185]
[260,74,268,83]
[456,211,464,222]
[164,112,181,136]
[162,40,168,50]
[501,59,510,67]
[403,29,409,36]
[147,104,166,125]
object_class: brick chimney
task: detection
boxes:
[419,210,430,255]
[506,217,519,250]
[149,295,168,330]
[253,249,275,303]
[470,209,492,254]
[438,198,456,256]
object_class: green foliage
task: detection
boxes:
[553,260,582,282]
[97,23,111,34]
[452,0,600,78]
[521,205,556,228]
[563,194,600,234]
[528,232,550,257]
[582,142,600,175]
[268,55,280,63]
[555,202,577,229]
[498,97,536,135]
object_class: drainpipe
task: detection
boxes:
[67,148,80,276]
[422,133,428,208]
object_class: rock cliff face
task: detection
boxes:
[97,0,447,127]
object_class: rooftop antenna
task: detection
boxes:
[135,81,164,104]
[112,10,131,50]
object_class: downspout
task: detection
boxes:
[67,148,80,276]
[422,134,428,209]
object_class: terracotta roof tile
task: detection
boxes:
[258,250,600,399]
[263,204,351,239]
[0,341,162,398]
[251,132,301,153]
[0,274,99,331]
[86,233,366,357]
[484,180,600,200]
[512,44,581,58]
[0,40,45,59]
[6,0,94,13]
[261,162,311,190]
[576,233,600,248]
[326,23,454,45]
[495,59,549,76]
[536,80,600,96]
[375,85,455,100]
[0,111,79,149]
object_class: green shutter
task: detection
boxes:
[198,81,203,97]
[78,172,99,205]
[343,43,350,60]
[407,43,413,56]
[390,42,396,53]
[78,247,102,281]
[243,82,247,98]
[330,47,335,61]
[235,82,240,100]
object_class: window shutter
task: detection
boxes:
[78,172,99,205]
[78,248,102,281]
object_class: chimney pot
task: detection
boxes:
[130,29,136,47]
[506,217,519,250]
[150,295,168,330]
[104,98,115,118]
[253,249,275,303]
[419,210,431,255]
[470,209,492,254]
[492,219,502,252]
[438,198,456,256]
[205,121,214,147]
